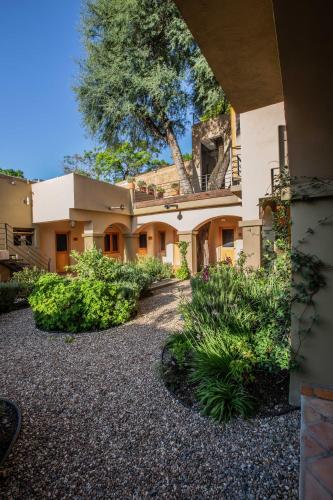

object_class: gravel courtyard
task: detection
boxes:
[0,282,300,499]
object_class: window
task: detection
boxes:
[56,233,68,252]
[14,228,34,246]
[222,229,234,248]
[104,234,111,252]
[139,233,147,249]
[278,125,288,169]
[111,233,119,252]
[104,232,119,253]
[159,231,166,252]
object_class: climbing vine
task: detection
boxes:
[265,172,332,369]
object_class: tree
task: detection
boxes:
[76,0,226,194]
[63,142,169,183]
[0,167,24,178]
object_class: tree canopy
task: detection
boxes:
[76,0,227,193]
[0,167,24,178]
[63,142,169,182]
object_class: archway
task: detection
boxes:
[135,221,179,266]
[194,215,242,271]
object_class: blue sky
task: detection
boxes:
[0,0,192,180]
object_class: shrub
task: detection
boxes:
[29,273,137,332]
[11,266,46,297]
[137,256,173,282]
[165,332,192,368]
[196,378,254,422]
[0,282,22,313]
[69,249,173,295]
[175,241,190,280]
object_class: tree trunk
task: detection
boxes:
[166,126,193,194]
[207,138,231,190]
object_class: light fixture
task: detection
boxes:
[164,203,178,210]
[108,204,125,210]
[70,220,76,228]
[177,211,183,220]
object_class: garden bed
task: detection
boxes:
[161,345,296,418]
[0,399,21,470]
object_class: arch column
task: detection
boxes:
[123,233,139,262]
[178,231,198,274]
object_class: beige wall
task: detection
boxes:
[33,173,131,224]
[135,204,243,233]
[0,175,33,228]
[240,102,285,220]
[38,221,85,272]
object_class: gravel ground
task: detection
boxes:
[0,282,300,499]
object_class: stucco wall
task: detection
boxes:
[241,102,285,220]
[38,220,85,272]
[32,175,74,223]
[134,205,243,233]
[0,175,33,227]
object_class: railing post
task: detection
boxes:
[5,223,8,249]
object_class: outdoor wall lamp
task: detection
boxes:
[108,204,125,210]
[164,203,178,210]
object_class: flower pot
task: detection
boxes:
[140,187,147,193]
[157,191,164,198]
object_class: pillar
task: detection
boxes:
[82,233,104,251]
[238,219,262,268]
[177,231,198,274]
[123,233,139,262]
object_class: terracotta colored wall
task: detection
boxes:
[0,175,33,228]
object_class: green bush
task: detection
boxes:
[165,332,192,368]
[0,282,22,313]
[29,273,137,332]
[196,378,254,423]
[175,241,190,280]
[11,266,46,297]
[137,255,173,282]
[68,248,171,295]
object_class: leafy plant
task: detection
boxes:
[11,266,46,297]
[196,378,254,422]
[0,167,24,178]
[0,282,22,313]
[29,274,137,332]
[166,333,192,368]
[175,241,191,280]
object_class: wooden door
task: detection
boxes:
[55,233,69,272]
[138,232,148,256]
[221,228,235,264]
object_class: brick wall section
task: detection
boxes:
[300,384,333,499]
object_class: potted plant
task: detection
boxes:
[156,186,165,198]
[147,183,156,196]
[137,180,147,193]
[170,182,180,196]
[126,176,135,189]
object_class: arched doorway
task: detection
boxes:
[135,221,179,266]
[195,215,242,271]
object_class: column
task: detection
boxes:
[177,230,198,274]
[238,219,262,268]
[123,233,139,262]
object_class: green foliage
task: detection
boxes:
[64,142,162,183]
[29,274,137,332]
[0,167,24,178]
[175,241,190,280]
[136,256,173,282]
[190,51,229,121]
[182,153,192,161]
[190,330,255,384]
[166,332,192,368]
[196,378,254,422]
[75,0,226,193]
[11,266,46,297]
[68,248,172,294]
[0,282,22,313]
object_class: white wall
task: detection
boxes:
[241,102,285,220]
[32,175,74,223]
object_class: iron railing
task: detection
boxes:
[0,223,50,270]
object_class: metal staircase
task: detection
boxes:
[0,223,50,271]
